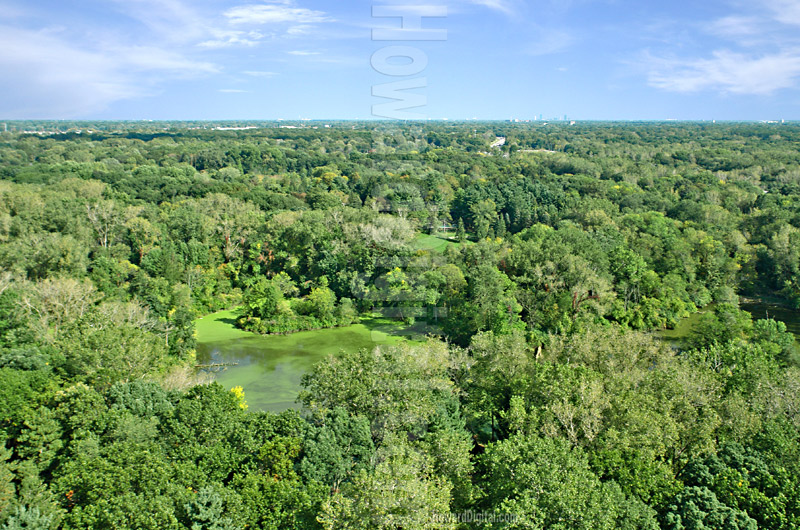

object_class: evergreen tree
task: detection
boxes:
[456,218,466,243]
[495,215,507,239]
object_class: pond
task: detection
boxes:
[656,304,715,344]
[656,297,800,346]
[194,309,425,412]
[740,298,800,337]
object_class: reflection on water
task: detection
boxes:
[195,315,424,412]
[657,297,800,346]
[741,299,800,337]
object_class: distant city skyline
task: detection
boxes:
[1,0,799,121]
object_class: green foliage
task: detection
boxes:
[690,304,754,349]
[753,318,799,365]
[476,434,658,530]
[663,486,757,530]
[52,308,170,388]
[2,122,800,529]
[300,340,459,438]
[0,446,14,524]
[0,368,54,427]
[1,505,54,530]
[238,277,356,334]
[679,442,800,529]
[319,434,454,530]
[300,408,375,489]
[242,277,284,321]
[182,487,239,530]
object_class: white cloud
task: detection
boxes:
[0,0,352,117]
[708,15,762,38]
[224,2,329,25]
[287,24,314,35]
[243,70,279,77]
[117,46,217,73]
[0,1,26,19]
[469,0,515,14]
[444,0,520,15]
[108,0,210,43]
[109,0,274,48]
[765,0,800,26]
[645,49,800,95]
[198,31,264,49]
[525,28,574,56]
[0,25,217,118]
[642,1,800,96]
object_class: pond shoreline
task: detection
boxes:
[655,293,800,346]
[193,308,426,412]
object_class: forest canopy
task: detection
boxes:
[1,121,800,529]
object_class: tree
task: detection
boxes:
[663,487,757,530]
[456,218,466,243]
[52,303,169,387]
[300,407,375,491]
[0,446,14,523]
[319,434,455,530]
[494,215,506,239]
[86,200,120,250]
[242,278,284,320]
[300,341,459,439]
[183,487,239,530]
[476,434,658,530]
[305,285,337,324]
[1,505,55,530]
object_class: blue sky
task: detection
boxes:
[1,0,799,120]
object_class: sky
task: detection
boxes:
[1,0,800,120]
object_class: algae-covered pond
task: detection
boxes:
[195,309,425,412]
[656,297,800,345]
[741,298,800,336]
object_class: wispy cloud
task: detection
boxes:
[708,15,763,38]
[0,0,344,116]
[224,2,330,25]
[470,0,515,15]
[645,49,800,95]
[243,70,279,77]
[524,27,574,56]
[287,50,320,56]
[108,0,210,43]
[287,24,314,35]
[0,24,216,118]
[447,0,520,15]
[642,1,800,95]
[198,31,264,49]
[765,0,800,26]
[116,46,217,74]
[0,1,26,19]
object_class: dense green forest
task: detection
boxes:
[1,121,800,529]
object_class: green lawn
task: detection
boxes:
[412,233,461,252]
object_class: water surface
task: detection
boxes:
[195,310,421,411]
[656,297,800,346]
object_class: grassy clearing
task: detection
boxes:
[412,233,460,253]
